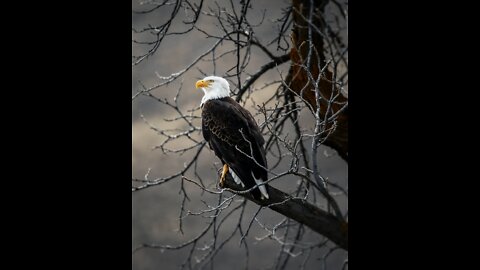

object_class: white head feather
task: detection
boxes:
[196,76,231,105]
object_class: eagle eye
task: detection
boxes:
[208,79,214,82]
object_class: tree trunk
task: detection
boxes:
[287,0,348,161]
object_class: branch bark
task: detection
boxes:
[223,175,348,250]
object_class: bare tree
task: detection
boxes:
[132,0,348,269]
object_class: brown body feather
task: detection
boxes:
[202,97,268,199]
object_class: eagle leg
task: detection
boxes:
[219,164,229,187]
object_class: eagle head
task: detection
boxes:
[196,76,230,105]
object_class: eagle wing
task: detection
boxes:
[202,98,268,199]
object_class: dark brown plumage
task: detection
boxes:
[202,97,269,200]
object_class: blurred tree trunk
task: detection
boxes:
[287,0,348,162]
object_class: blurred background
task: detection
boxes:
[132,0,348,269]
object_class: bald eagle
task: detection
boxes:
[196,76,269,200]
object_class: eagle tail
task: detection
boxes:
[229,166,268,201]
[229,169,245,187]
[251,172,269,200]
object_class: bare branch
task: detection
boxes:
[222,174,348,250]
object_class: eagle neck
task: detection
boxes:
[201,91,230,106]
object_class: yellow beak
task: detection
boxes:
[195,80,210,89]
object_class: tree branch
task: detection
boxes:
[235,54,290,102]
[222,174,348,250]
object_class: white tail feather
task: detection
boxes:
[252,172,269,200]
[229,169,245,187]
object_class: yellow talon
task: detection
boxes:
[219,164,229,187]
